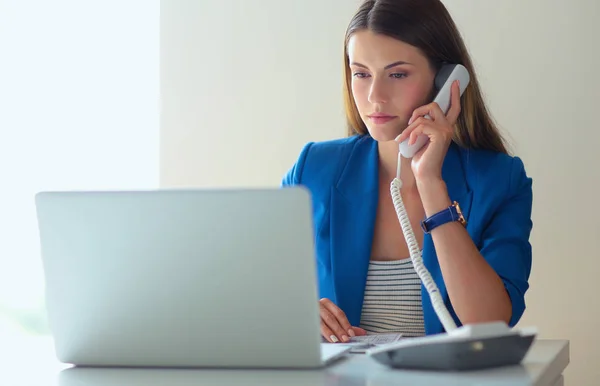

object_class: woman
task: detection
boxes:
[282,0,532,344]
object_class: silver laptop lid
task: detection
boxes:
[35,187,323,368]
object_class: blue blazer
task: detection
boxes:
[282,134,533,335]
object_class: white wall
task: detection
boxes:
[160,0,360,187]
[161,1,599,384]
[0,0,159,338]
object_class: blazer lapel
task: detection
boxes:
[421,143,473,334]
[329,136,379,326]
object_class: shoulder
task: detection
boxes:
[458,146,532,201]
[281,135,366,186]
[455,145,534,250]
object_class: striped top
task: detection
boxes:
[359,258,426,337]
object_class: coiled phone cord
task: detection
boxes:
[391,151,458,333]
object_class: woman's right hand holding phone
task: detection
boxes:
[319,298,367,343]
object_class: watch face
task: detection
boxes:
[453,201,467,226]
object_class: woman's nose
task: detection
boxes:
[368,78,389,104]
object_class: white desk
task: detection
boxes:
[1,338,569,386]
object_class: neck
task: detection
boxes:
[378,140,417,189]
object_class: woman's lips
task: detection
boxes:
[368,113,397,124]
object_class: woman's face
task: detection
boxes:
[347,29,436,142]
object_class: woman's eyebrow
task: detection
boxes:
[350,60,414,69]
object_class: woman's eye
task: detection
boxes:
[390,73,407,79]
[353,72,370,78]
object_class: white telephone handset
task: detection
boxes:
[398,64,471,159]
[369,63,537,371]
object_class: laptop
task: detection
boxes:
[35,187,350,369]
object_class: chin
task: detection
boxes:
[366,125,404,143]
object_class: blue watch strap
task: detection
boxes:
[420,202,466,234]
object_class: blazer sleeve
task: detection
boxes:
[479,156,533,327]
[281,142,314,187]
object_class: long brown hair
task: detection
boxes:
[343,0,508,154]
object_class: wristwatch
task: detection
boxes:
[420,201,467,234]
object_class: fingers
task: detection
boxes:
[320,320,339,343]
[320,298,353,336]
[407,120,452,147]
[396,116,429,144]
[351,327,368,336]
[445,80,462,126]
[408,106,433,126]
[320,308,349,342]
[319,298,353,343]
[408,80,462,125]
[408,101,444,125]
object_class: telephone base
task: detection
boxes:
[366,322,537,371]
